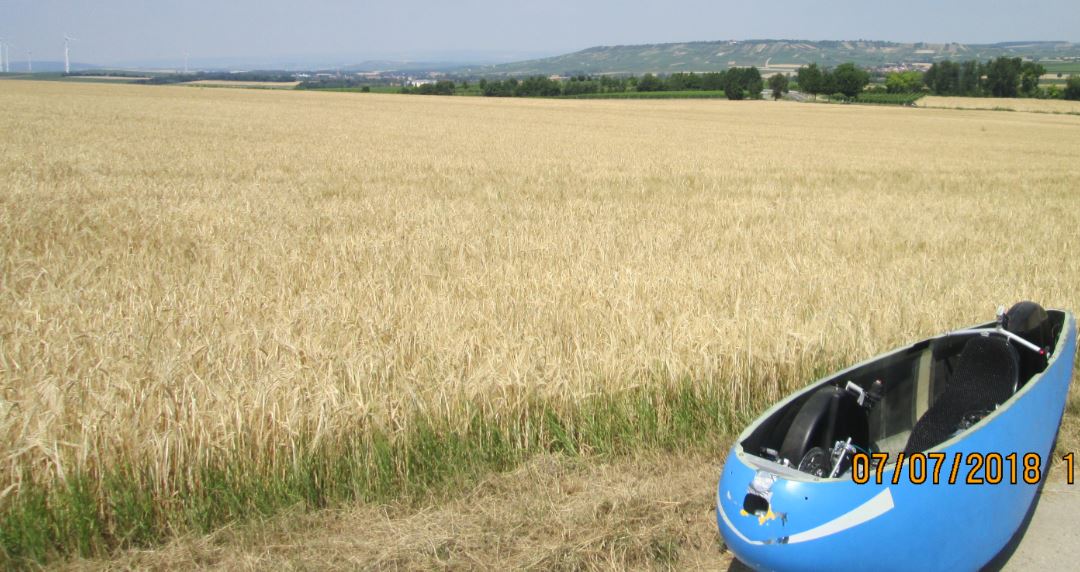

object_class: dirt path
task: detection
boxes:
[61,452,734,571]
[1001,478,1080,571]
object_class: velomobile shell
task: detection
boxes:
[716,311,1076,572]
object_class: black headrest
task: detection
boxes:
[1005,301,1052,348]
[1005,301,1052,382]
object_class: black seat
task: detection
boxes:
[903,335,1018,454]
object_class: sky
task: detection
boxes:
[4,0,1079,67]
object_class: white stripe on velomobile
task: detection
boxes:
[785,488,894,543]
[718,488,895,546]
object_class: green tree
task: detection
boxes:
[562,77,599,95]
[701,71,726,91]
[1065,76,1080,100]
[415,80,456,95]
[743,67,764,99]
[636,73,663,92]
[832,63,870,98]
[513,76,562,97]
[723,71,745,100]
[600,76,629,93]
[1020,62,1045,97]
[924,61,959,95]
[667,72,701,91]
[797,63,823,99]
[885,71,923,93]
[482,79,513,97]
[959,60,981,96]
[819,69,838,97]
[768,73,789,100]
[985,57,1022,97]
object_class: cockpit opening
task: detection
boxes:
[738,303,1063,477]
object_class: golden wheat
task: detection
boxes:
[917,95,1080,114]
[2,80,1079,518]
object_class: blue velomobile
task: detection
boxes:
[716,302,1076,571]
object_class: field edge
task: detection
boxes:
[0,374,788,568]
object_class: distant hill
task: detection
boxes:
[463,40,1080,76]
[340,60,476,73]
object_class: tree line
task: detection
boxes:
[398,65,861,101]
[883,57,1080,100]
[794,63,871,99]
[382,57,1080,102]
[397,68,770,100]
[142,71,298,85]
[924,57,1044,97]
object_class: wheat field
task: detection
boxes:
[2,80,1080,563]
[917,95,1080,114]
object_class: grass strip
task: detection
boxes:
[555,90,729,99]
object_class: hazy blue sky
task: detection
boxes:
[5,0,1079,66]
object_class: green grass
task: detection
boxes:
[855,93,925,105]
[0,73,86,82]
[0,73,154,84]
[302,85,402,93]
[556,90,729,100]
[0,371,805,568]
[302,87,726,99]
[1042,61,1080,75]
[62,77,147,84]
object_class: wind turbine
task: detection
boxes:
[0,39,15,74]
[64,34,78,74]
[184,52,189,74]
[26,49,32,73]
